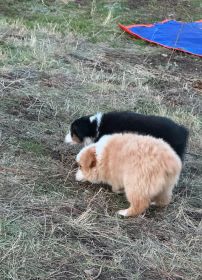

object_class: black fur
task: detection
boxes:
[70,111,189,160]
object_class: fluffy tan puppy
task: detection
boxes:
[75,133,182,217]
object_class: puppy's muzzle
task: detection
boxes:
[64,132,77,145]
[75,169,86,182]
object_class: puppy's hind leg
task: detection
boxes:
[112,185,124,194]
[153,188,173,207]
[118,187,150,217]
[152,176,178,207]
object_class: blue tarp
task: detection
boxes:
[119,20,202,57]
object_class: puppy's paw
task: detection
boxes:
[117,209,128,217]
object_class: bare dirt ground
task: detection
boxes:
[0,1,201,279]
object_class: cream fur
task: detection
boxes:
[75,169,86,182]
[76,143,95,162]
[75,133,182,217]
[95,135,112,157]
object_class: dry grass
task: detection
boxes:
[0,1,202,279]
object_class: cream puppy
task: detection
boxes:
[75,133,182,217]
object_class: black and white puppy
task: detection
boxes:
[65,111,189,160]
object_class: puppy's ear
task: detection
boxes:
[86,147,96,169]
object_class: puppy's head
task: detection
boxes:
[75,145,99,183]
[65,113,103,146]
[65,116,97,145]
